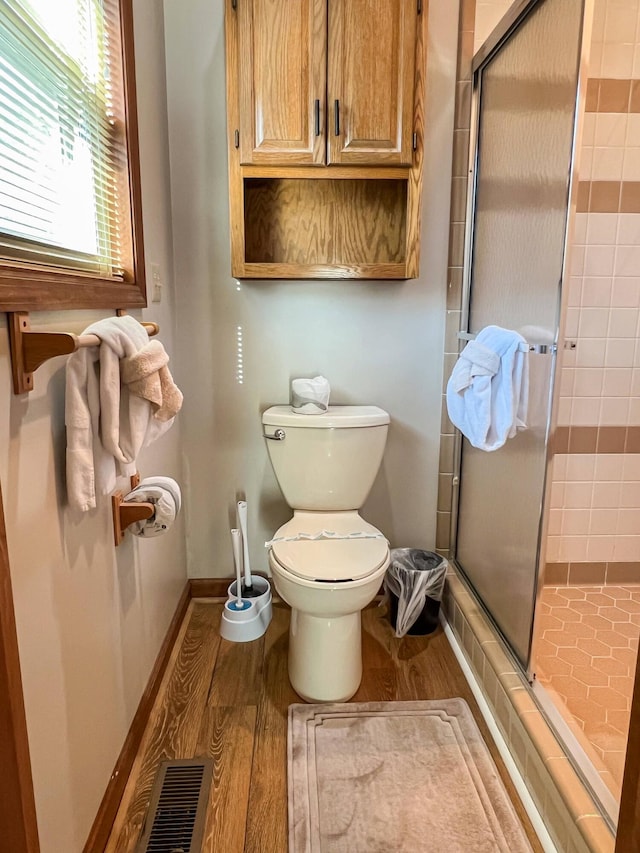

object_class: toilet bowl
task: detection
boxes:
[268,510,389,702]
[262,405,391,702]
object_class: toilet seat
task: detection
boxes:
[270,513,389,583]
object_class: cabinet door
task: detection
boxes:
[328,0,417,166]
[238,0,326,165]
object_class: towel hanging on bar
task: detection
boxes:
[447,325,529,452]
[457,330,557,355]
[65,315,182,511]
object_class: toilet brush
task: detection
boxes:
[237,500,259,598]
[228,528,251,612]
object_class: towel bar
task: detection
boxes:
[456,331,556,355]
[7,311,160,394]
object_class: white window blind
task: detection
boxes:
[0,0,130,278]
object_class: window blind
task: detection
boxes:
[0,0,129,278]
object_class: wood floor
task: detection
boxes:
[105,599,544,852]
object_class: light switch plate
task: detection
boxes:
[150,263,162,303]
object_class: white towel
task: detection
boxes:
[446,325,529,452]
[65,316,178,511]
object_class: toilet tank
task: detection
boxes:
[262,405,390,511]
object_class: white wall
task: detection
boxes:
[164,0,459,578]
[0,1,187,849]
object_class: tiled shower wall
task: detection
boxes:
[549,0,640,579]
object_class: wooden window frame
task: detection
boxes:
[0,0,146,312]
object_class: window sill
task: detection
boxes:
[0,268,147,312]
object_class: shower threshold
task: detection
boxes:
[443,567,616,853]
[531,680,618,826]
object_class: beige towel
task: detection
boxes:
[65,316,176,512]
[121,340,183,422]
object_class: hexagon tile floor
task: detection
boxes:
[534,584,640,800]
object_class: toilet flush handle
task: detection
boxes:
[263,428,286,441]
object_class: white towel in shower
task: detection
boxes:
[446,325,529,452]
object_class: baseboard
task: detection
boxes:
[83,581,191,853]
[84,576,273,850]
[191,576,375,605]
[189,577,233,598]
[189,574,269,599]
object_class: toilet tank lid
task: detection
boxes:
[262,405,390,429]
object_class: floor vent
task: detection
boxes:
[137,758,213,853]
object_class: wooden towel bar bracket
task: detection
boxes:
[7,311,160,395]
[112,474,153,546]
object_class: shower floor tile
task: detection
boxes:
[535,584,640,800]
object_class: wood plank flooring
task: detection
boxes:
[105,599,544,852]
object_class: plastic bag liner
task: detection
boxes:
[383,549,448,638]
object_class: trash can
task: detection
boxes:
[384,549,448,637]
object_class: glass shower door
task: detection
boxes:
[454,0,584,669]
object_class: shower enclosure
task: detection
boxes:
[454,0,584,669]
[452,0,638,827]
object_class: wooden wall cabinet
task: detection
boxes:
[328,0,418,166]
[226,0,427,279]
[238,0,326,165]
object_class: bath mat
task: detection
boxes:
[288,698,533,853]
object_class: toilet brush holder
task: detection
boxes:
[219,576,272,643]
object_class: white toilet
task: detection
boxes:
[262,405,390,703]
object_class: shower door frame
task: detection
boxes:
[450,0,589,680]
